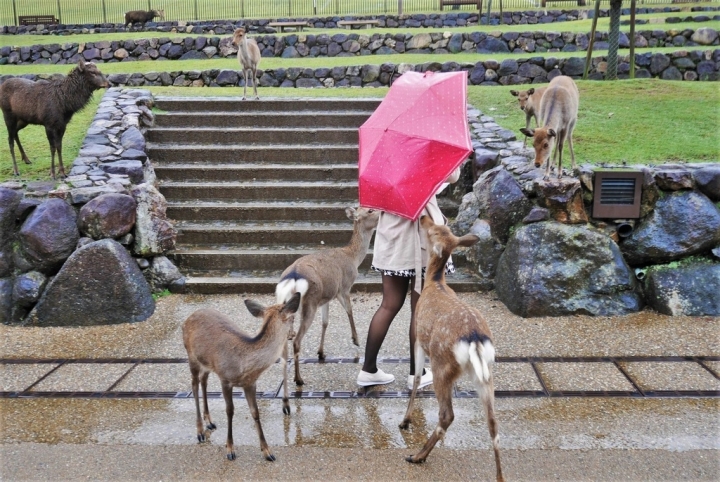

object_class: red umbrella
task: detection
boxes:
[358,70,472,221]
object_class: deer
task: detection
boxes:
[276,207,380,387]
[399,215,503,482]
[232,27,261,100]
[124,9,165,28]
[510,86,547,148]
[520,75,579,180]
[182,292,301,462]
[0,59,109,179]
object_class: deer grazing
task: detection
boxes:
[124,9,165,28]
[182,292,301,462]
[400,215,503,481]
[520,75,579,180]
[276,207,380,386]
[232,27,261,100]
[510,86,546,147]
[0,59,109,179]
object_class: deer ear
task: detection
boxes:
[77,59,86,70]
[244,299,265,318]
[281,292,301,315]
[510,90,518,97]
[548,129,557,138]
[527,88,535,95]
[458,234,480,248]
[520,127,534,138]
[345,207,356,221]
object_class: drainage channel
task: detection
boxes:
[1,356,718,400]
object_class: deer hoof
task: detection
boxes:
[405,455,425,464]
[283,404,291,416]
[317,351,325,361]
[399,419,411,430]
[265,454,276,462]
[197,433,206,443]
[295,378,304,386]
[23,159,32,165]
[227,451,236,461]
[206,422,217,430]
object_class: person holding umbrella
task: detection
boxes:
[355,71,473,388]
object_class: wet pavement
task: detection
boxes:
[1,291,719,480]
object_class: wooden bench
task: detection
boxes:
[337,19,380,29]
[18,15,59,26]
[268,21,309,32]
[540,0,586,6]
[439,0,482,10]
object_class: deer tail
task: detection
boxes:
[275,271,309,304]
[453,333,495,383]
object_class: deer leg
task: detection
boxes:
[242,69,248,100]
[568,120,577,172]
[318,303,329,360]
[281,341,291,415]
[477,375,503,482]
[522,114,531,147]
[6,129,20,176]
[399,342,426,429]
[253,67,259,99]
[190,364,206,442]
[55,127,66,178]
[293,303,317,386]
[200,372,216,430]
[244,384,276,461]
[406,367,454,464]
[336,291,359,347]
[222,382,236,461]
[556,131,566,179]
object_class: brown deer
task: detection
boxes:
[520,75,579,180]
[510,86,546,147]
[276,207,379,386]
[232,27,261,100]
[400,215,503,481]
[124,9,165,28]
[0,59,109,179]
[182,292,301,462]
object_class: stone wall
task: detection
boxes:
[3,27,719,66]
[0,88,183,327]
[1,6,717,36]
[451,107,720,317]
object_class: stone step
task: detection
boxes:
[153,163,357,182]
[154,111,372,128]
[148,144,358,164]
[154,97,381,113]
[159,181,358,202]
[179,269,482,294]
[174,221,354,245]
[147,127,359,145]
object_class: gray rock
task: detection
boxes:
[120,126,146,152]
[19,198,79,274]
[131,183,176,256]
[70,184,127,205]
[496,222,642,317]
[472,148,499,180]
[654,169,694,191]
[464,219,504,290]
[27,239,154,326]
[477,37,510,53]
[101,160,144,184]
[522,207,550,224]
[562,57,585,76]
[0,188,22,248]
[0,249,11,278]
[473,166,532,243]
[497,59,519,76]
[215,69,239,86]
[644,261,720,316]
[144,255,183,292]
[690,27,718,45]
[12,270,47,307]
[693,165,720,202]
[451,191,481,236]
[0,278,11,324]
[533,177,588,224]
[78,193,137,240]
[621,191,720,265]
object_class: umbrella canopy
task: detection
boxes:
[358,70,472,221]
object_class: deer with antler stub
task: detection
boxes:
[232,27,261,100]
[400,215,503,481]
[182,292,301,462]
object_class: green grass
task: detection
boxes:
[1,80,717,182]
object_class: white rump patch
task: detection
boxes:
[455,339,495,383]
[275,277,309,303]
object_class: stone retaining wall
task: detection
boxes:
[2,6,718,36]
[3,27,719,66]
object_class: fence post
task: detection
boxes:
[314,0,317,15]
[398,0,403,16]
[11,0,17,26]
[288,0,291,17]
[242,0,245,18]
[148,0,151,10]
[194,0,198,20]
[102,0,107,23]
[56,0,62,23]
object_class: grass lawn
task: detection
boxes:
[1,80,716,182]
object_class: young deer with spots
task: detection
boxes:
[182,292,301,462]
[232,27,261,100]
[510,86,547,147]
[400,215,503,481]
[276,207,379,386]
[520,75,579,180]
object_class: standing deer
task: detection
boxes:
[124,9,165,28]
[400,215,503,482]
[520,75,579,180]
[232,27,261,100]
[510,86,546,147]
[0,59,109,179]
[182,292,301,462]
[276,207,379,386]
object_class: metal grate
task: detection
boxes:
[592,170,643,219]
[600,178,636,205]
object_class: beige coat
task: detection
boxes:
[372,167,461,293]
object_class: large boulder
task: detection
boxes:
[620,191,720,266]
[693,165,720,202]
[27,239,154,326]
[0,278,11,324]
[19,198,79,274]
[144,255,184,292]
[473,166,532,243]
[78,193,137,240]
[495,222,642,317]
[643,261,720,316]
[0,188,22,248]
[464,219,504,290]
[533,178,588,224]
[131,183,176,256]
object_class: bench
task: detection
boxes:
[268,21,309,32]
[337,19,380,29]
[439,0,482,10]
[18,15,59,26]
[540,0,586,6]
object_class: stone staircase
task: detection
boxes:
[147,97,481,294]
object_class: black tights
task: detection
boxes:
[362,274,422,375]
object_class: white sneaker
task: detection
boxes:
[357,368,395,386]
[407,369,433,390]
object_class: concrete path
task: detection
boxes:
[1,291,719,481]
